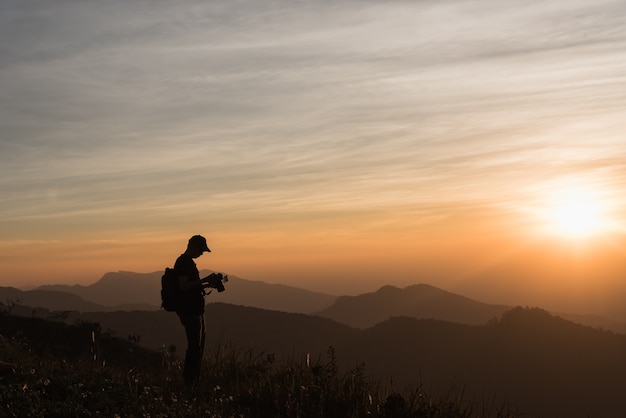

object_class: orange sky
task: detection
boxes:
[4,200,626,318]
[2,0,626,319]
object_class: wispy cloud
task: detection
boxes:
[1,0,626,286]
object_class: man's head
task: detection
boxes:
[187,235,211,257]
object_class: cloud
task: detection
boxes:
[1,0,626,246]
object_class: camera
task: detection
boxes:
[202,272,228,292]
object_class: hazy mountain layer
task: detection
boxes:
[35,271,337,313]
[317,283,513,328]
[0,286,108,312]
[11,271,626,334]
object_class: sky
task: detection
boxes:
[2,0,626,317]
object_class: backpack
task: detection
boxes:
[160,267,181,312]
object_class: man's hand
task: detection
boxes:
[201,273,228,292]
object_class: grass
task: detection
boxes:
[0,313,518,417]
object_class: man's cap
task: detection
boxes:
[189,235,211,252]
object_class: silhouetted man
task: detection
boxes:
[173,234,216,386]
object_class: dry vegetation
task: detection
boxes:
[0,311,517,417]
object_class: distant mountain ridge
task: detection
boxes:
[0,286,109,312]
[8,271,625,334]
[35,271,337,314]
[316,283,512,328]
[37,271,162,307]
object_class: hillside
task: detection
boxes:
[6,299,626,417]
[336,308,626,418]
[0,313,481,418]
[316,284,511,328]
[64,303,359,358]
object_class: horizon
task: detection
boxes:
[11,256,626,322]
[2,1,626,319]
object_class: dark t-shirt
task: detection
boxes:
[174,253,205,314]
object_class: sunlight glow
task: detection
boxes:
[529,179,616,241]
[547,200,603,238]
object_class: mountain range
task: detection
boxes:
[315,283,511,328]
[34,270,337,314]
[6,298,626,417]
[3,271,624,334]
[4,271,626,416]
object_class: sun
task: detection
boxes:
[530,180,614,240]
[546,200,603,238]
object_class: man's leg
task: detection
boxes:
[179,314,205,385]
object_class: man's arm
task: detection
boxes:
[177,273,222,291]
[177,275,202,291]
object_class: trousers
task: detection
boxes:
[178,313,205,385]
